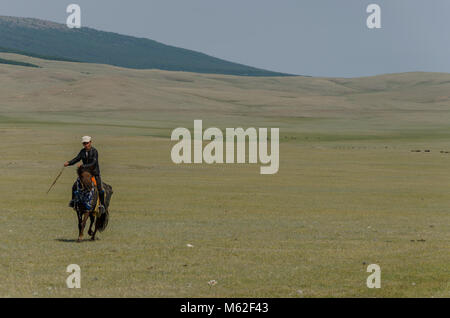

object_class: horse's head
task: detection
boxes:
[77,166,94,190]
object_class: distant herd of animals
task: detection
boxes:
[411,149,450,153]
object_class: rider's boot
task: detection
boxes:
[98,190,106,214]
[69,187,76,208]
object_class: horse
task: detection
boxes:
[72,166,113,242]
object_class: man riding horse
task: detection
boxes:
[64,136,106,213]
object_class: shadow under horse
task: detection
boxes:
[72,166,113,242]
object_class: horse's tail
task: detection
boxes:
[96,208,109,232]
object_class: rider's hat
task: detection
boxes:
[81,136,92,143]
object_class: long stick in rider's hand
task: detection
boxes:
[47,166,65,194]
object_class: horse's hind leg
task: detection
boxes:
[91,219,98,241]
[77,212,89,242]
[88,214,95,236]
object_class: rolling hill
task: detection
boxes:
[0,16,291,76]
[1,50,450,140]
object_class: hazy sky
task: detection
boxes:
[1,0,449,77]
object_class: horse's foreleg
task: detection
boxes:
[77,210,83,237]
[91,215,99,241]
[88,214,95,236]
[77,212,89,242]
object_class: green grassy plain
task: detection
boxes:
[0,53,449,297]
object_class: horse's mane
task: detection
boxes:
[77,166,91,178]
[77,166,95,191]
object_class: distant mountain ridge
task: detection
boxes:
[0,16,292,76]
